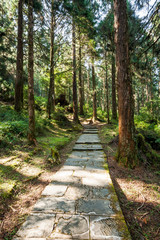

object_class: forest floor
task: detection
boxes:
[98,123,160,240]
[0,117,160,240]
[0,115,82,240]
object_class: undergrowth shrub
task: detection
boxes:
[35,96,47,111]
[53,112,72,128]
[135,113,160,150]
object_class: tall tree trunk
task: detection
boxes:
[15,0,23,111]
[87,66,90,105]
[146,82,149,102]
[149,71,153,115]
[72,12,79,123]
[28,0,35,143]
[159,71,160,97]
[78,29,84,115]
[141,85,145,107]
[92,55,97,122]
[47,0,55,119]
[105,50,110,124]
[137,91,140,115]
[102,76,105,111]
[114,0,137,168]
[111,52,117,120]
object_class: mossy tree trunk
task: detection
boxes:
[111,52,117,120]
[47,0,55,119]
[87,66,91,105]
[114,0,137,168]
[105,50,110,124]
[15,0,23,112]
[28,0,35,143]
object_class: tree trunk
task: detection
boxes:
[15,0,23,112]
[102,76,105,111]
[92,55,97,122]
[72,12,79,123]
[28,0,35,143]
[146,82,149,102]
[78,29,84,115]
[159,74,160,98]
[137,91,140,115]
[87,66,90,105]
[47,0,55,119]
[105,51,110,124]
[111,52,117,120]
[114,0,137,168]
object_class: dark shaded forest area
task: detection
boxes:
[0,0,160,239]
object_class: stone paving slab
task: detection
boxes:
[14,126,131,240]
[90,216,131,240]
[76,134,100,143]
[33,197,75,213]
[77,199,118,216]
[50,214,89,239]
[65,186,90,200]
[14,213,55,239]
[73,144,103,151]
[13,238,46,240]
[42,183,68,197]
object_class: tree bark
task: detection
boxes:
[15,0,23,112]
[137,91,140,115]
[114,0,137,168]
[111,52,117,120]
[78,29,84,115]
[105,50,110,124]
[92,55,97,122]
[72,12,79,123]
[102,75,105,111]
[87,66,90,105]
[47,0,55,119]
[159,72,160,98]
[28,0,35,143]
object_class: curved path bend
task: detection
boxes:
[14,126,131,240]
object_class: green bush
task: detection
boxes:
[35,113,51,134]
[97,107,107,121]
[52,112,72,128]
[35,96,47,110]
[0,105,29,147]
[83,103,93,117]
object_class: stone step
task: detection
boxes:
[73,144,103,151]
[83,131,98,134]
[76,134,100,144]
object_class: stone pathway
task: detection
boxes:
[13,126,131,240]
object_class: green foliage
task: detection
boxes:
[0,106,28,147]
[97,107,107,121]
[47,148,61,165]
[83,103,93,117]
[35,113,51,135]
[136,133,160,165]
[135,111,160,150]
[52,111,72,128]
[35,96,47,110]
